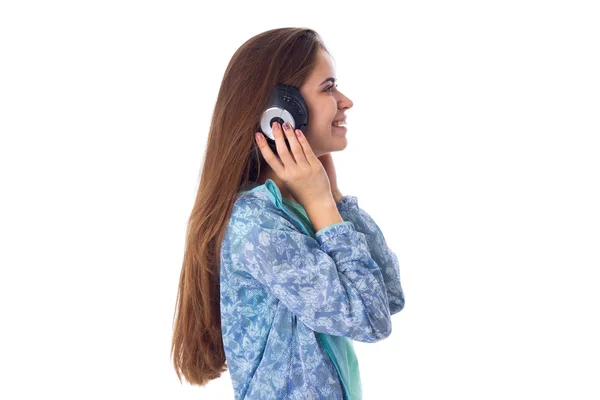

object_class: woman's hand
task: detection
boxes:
[317,153,343,203]
[254,122,334,209]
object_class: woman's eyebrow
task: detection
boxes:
[319,77,336,86]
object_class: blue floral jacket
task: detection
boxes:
[220,179,405,399]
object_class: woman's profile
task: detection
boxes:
[171,27,405,399]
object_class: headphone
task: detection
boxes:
[258,84,309,141]
[248,84,309,182]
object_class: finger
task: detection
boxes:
[294,128,319,165]
[281,123,308,166]
[273,122,295,167]
[255,131,284,177]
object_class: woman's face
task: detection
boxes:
[299,49,354,158]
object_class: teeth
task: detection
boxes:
[332,120,347,127]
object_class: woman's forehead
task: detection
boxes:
[307,51,336,86]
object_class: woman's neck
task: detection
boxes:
[257,168,298,203]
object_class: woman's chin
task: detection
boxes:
[331,133,348,151]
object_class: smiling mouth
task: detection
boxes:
[332,120,347,127]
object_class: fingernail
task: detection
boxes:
[295,129,301,137]
[255,132,263,142]
[283,122,289,129]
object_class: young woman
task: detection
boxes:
[171,27,405,399]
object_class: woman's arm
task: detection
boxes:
[336,195,406,315]
[222,196,393,342]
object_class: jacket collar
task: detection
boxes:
[240,179,311,236]
[241,179,288,209]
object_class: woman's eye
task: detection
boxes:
[325,84,338,93]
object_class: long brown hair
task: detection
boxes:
[170,27,330,386]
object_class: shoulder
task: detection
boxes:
[229,191,296,232]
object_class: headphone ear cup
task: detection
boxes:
[256,84,308,162]
[261,84,309,133]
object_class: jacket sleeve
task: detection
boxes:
[336,195,405,315]
[225,197,392,343]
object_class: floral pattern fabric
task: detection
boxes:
[220,179,405,399]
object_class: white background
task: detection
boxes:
[1,0,599,399]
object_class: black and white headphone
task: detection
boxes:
[248,84,309,181]
[258,83,309,141]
